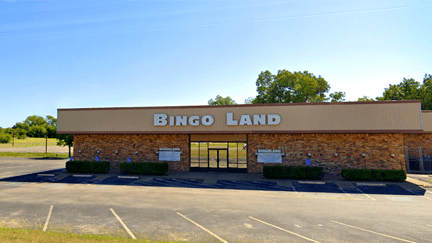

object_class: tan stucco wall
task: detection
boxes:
[58,101,422,134]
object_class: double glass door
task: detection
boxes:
[208,149,228,171]
[190,142,247,173]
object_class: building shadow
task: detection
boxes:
[0,169,428,196]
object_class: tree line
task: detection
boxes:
[0,115,73,156]
[208,70,432,109]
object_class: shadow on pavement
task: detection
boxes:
[0,169,428,196]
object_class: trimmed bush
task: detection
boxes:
[341,169,406,182]
[0,133,12,143]
[371,169,406,182]
[263,166,324,179]
[341,169,372,181]
[120,162,168,175]
[66,161,110,173]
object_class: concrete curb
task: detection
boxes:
[356,183,386,187]
[406,177,432,188]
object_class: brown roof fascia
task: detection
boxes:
[422,110,432,113]
[57,100,422,112]
[57,129,425,135]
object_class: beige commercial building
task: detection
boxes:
[57,100,432,174]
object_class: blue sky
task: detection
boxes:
[1,0,431,128]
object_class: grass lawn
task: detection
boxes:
[0,152,70,158]
[0,138,59,148]
[0,227,183,243]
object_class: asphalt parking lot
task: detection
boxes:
[1,158,432,242]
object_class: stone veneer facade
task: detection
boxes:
[73,133,432,175]
[403,133,432,158]
[248,133,406,175]
[73,134,189,171]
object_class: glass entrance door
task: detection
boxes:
[209,149,228,171]
[190,142,247,173]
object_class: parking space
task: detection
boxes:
[355,184,416,195]
[1,158,432,242]
[1,179,432,242]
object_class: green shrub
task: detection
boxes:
[341,169,372,181]
[371,169,406,182]
[341,169,406,181]
[263,166,324,179]
[66,161,110,173]
[0,133,12,143]
[120,162,168,175]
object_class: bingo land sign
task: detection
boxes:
[153,112,281,127]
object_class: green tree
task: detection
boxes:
[379,74,432,109]
[357,96,375,102]
[419,74,432,110]
[24,115,47,127]
[329,91,346,102]
[208,95,238,105]
[46,115,57,127]
[244,97,254,104]
[27,126,46,138]
[382,78,421,101]
[0,133,12,143]
[252,70,339,104]
[57,134,73,157]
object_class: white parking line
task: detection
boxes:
[249,216,321,243]
[355,188,376,200]
[177,212,229,243]
[291,186,298,195]
[404,189,431,200]
[331,220,416,243]
[338,187,353,198]
[110,208,136,240]
[42,205,53,232]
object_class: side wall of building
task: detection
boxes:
[73,134,189,171]
[403,133,432,157]
[248,133,406,174]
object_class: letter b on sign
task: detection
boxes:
[154,114,168,126]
